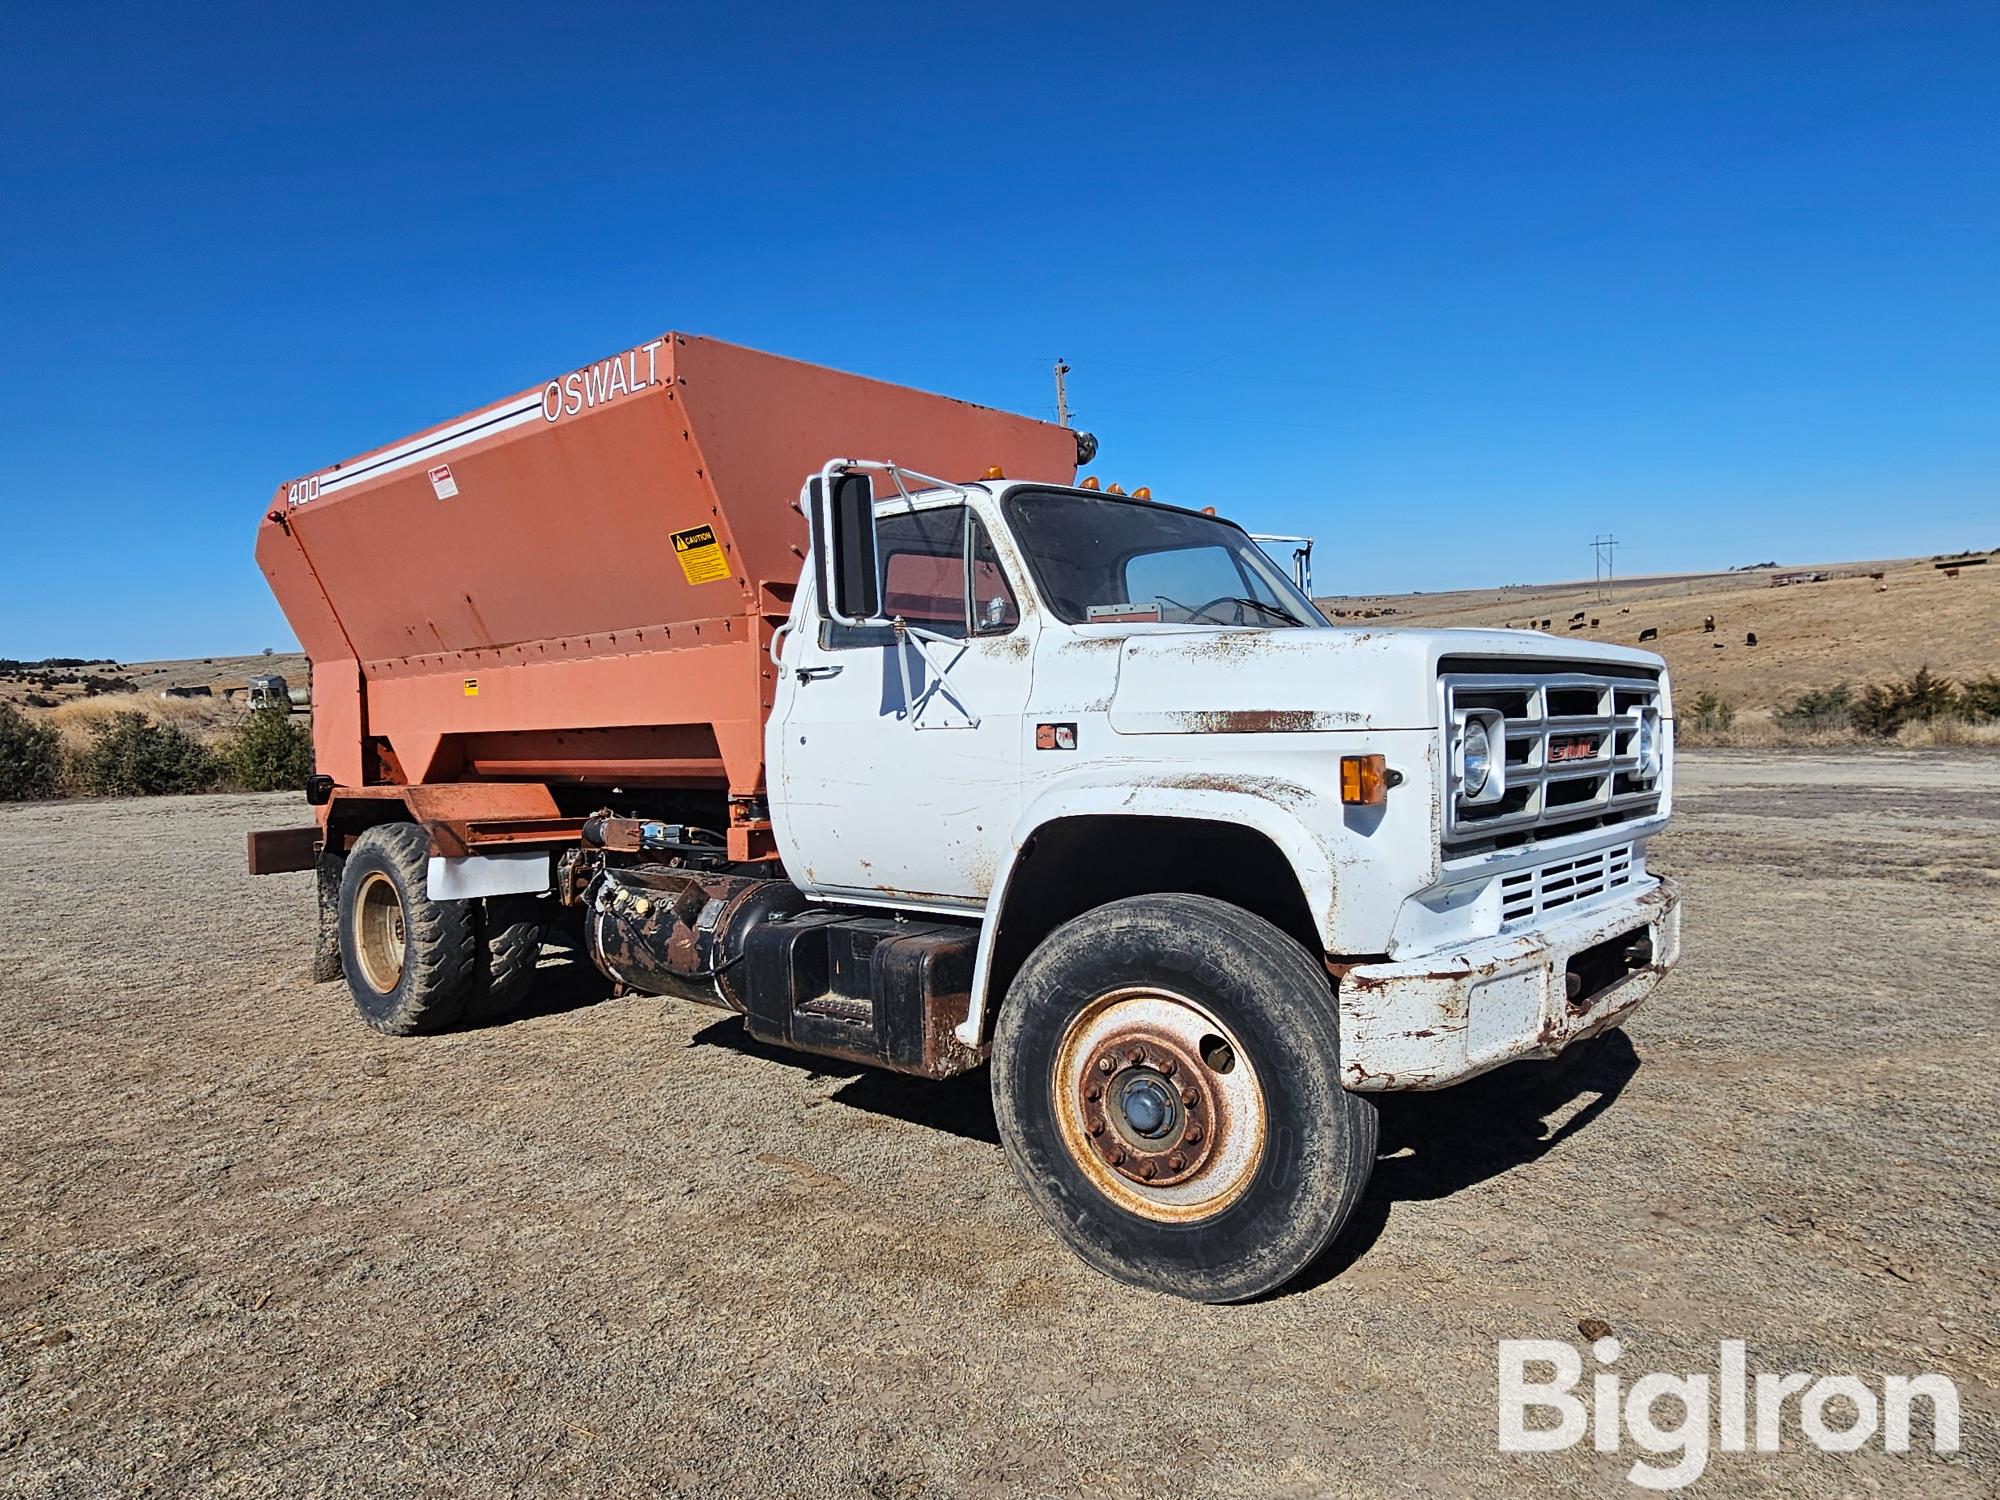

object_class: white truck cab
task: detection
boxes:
[774,462,1679,1090]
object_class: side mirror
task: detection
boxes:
[814,470,882,624]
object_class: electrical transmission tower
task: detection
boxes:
[1591,534,1619,602]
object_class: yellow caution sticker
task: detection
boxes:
[670,523,731,585]
[463,679,479,697]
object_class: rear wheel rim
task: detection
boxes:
[1052,986,1267,1222]
[353,872,407,995]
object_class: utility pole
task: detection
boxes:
[1053,359,1071,428]
[1591,534,1619,602]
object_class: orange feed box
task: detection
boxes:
[258,334,1080,825]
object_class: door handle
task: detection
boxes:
[796,664,844,683]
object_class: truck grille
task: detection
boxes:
[1442,661,1664,853]
[1499,842,1636,926]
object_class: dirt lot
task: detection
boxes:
[2,756,1995,1497]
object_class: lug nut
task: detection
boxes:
[1087,1119,1103,1136]
[1098,1056,1116,1074]
[1086,1084,1102,1101]
[1159,1057,1177,1076]
[1140,1162,1157,1179]
[1108,1145,1125,1165]
[1184,1123,1203,1143]
[1126,1045,1145,1063]
[1168,1153,1185,1171]
[1181,1088,1199,1107]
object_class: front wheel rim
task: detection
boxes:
[1051,986,1267,1222]
[353,872,408,995]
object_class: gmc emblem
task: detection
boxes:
[1549,735,1598,763]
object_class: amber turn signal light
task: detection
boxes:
[1340,754,1389,806]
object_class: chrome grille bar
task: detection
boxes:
[1442,667,1663,849]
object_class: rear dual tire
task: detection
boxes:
[336,824,543,1035]
[991,894,1378,1303]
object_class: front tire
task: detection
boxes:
[336,823,477,1035]
[991,894,1377,1302]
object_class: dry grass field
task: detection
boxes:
[38,694,241,752]
[2,657,311,759]
[0,655,308,714]
[116,654,311,698]
[1316,552,1999,717]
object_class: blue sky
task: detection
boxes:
[1,2,1994,660]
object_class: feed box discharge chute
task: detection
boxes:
[258,334,1080,816]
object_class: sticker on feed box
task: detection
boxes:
[429,464,459,499]
[670,523,730,585]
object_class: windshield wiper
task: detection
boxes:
[1154,593,1305,628]
[1214,596,1304,627]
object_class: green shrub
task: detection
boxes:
[1853,666,1958,738]
[74,712,218,796]
[1686,690,1736,733]
[1775,683,1853,728]
[222,706,313,791]
[1957,674,2000,722]
[0,702,62,801]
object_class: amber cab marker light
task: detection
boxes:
[1107,482,1126,495]
[984,465,1005,479]
[1201,505,1217,516]
[1080,475,1101,489]
[1340,754,1389,806]
[1132,486,1152,500]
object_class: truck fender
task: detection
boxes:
[955,772,1339,1046]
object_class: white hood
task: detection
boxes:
[1106,626,1669,734]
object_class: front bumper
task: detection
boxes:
[1337,877,1681,1091]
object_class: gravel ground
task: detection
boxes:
[2,754,1995,1497]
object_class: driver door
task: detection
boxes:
[772,504,1032,908]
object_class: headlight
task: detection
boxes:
[1636,710,1661,779]
[1461,717,1493,798]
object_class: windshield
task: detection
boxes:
[1002,490,1323,628]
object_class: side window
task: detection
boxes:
[821,506,1022,647]
[880,506,969,638]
